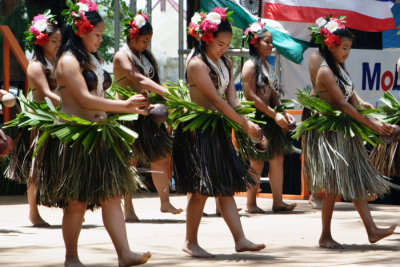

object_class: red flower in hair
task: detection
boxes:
[320,27,331,37]
[250,35,259,45]
[75,13,94,35]
[188,23,199,39]
[34,32,49,46]
[200,20,218,33]
[130,24,140,39]
[202,32,214,43]
[324,34,342,47]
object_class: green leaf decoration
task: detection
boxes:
[293,87,383,146]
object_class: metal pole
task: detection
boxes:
[275,51,281,86]
[178,0,184,79]
[147,0,152,24]
[130,0,137,13]
[114,0,120,52]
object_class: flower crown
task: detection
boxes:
[308,15,346,47]
[188,7,233,43]
[243,22,266,45]
[123,11,149,39]
[62,0,98,35]
[25,10,57,47]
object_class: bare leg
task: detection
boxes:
[216,196,265,252]
[151,158,183,214]
[101,197,151,266]
[123,195,140,222]
[353,199,397,243]
[245,160,266,214]
[269,154,296,212]
[183,193,214,258]
[27,183,50,227]
[319,193,343,249]
[63,201,87,267]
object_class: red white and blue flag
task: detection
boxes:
[264,0,397,41]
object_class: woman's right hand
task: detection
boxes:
[243,120,262,142]
[125,94,149,115]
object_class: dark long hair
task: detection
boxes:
[61,11,103,69]
[320,28,355,85]
[32,21,60,67]
[126,21,161,84]
[186,20,233,87]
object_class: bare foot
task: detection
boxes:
[235,238,266,252]
[64,258,85,267]
[29,214,50,228]
[124,205,140,222]
[245,205,266,214]
[118,251,152,266]
[160,202,184,214]
[183,241,215,258]
[319,237,344,249]
[368,224,397,243]
[272,202,297,212]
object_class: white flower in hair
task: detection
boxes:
[77,2,89,12]
[316,17,327,27]
[325,20,339,33]
[135,14,147,28]
[34,19,48,32]
[206,12,222,24]
[249,23,262,33]
[191,12,202,24]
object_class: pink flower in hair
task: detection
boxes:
[33,14,47,23]
[200,19,218,33]
[213,8,227,21]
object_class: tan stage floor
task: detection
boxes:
[1,193,399,267]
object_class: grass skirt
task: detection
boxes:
[369,142,400,177]
[173,120,256,196]
[5,127,37,184]
[122,115,172,163]
[36,136,142,210]
[235,113,292,161]
[304,128,393,201]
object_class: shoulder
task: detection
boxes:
[57,54,81,75]
[114,49,127,62]
[317,65,336,83]
[243,59,256,70]
[187,55,207,72]
[309,52,323,67]
[27,60,44,76]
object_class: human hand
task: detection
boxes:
[126,94,149,115]
[243,120,262,142]
[275,112,290,131]
[370,119,394,136]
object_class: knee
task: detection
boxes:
[190,193,208,203]
[65,201,87,214]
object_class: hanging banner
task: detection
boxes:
[281,48,400,106]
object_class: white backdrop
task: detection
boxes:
[281,48,400,106]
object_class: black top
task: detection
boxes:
[82,69,112,92]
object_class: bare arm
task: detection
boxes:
[242,61,291,130]
[188,58,261,139]
[317,67,391,135]
[27,61,60,105]
[57,55,148,114]
[114,51,167,96]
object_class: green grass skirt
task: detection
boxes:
[235,113,292,162]
[122,115,172,163]
[304,128,393,201]
[173,119,256,196]
[36,136,142,210]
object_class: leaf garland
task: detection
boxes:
[378,92,400,125]
[292,88,383,146]
[164,80,264,133]
[5,95,139,162]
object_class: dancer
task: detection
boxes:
[5,10,61,227]
[114,11,182,220]
[302,16,397,249]
[235,22,296,213]
[35,1,151,265]
[173,8,265,258]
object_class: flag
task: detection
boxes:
[200,0,309,64]
[264,0,397,42]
